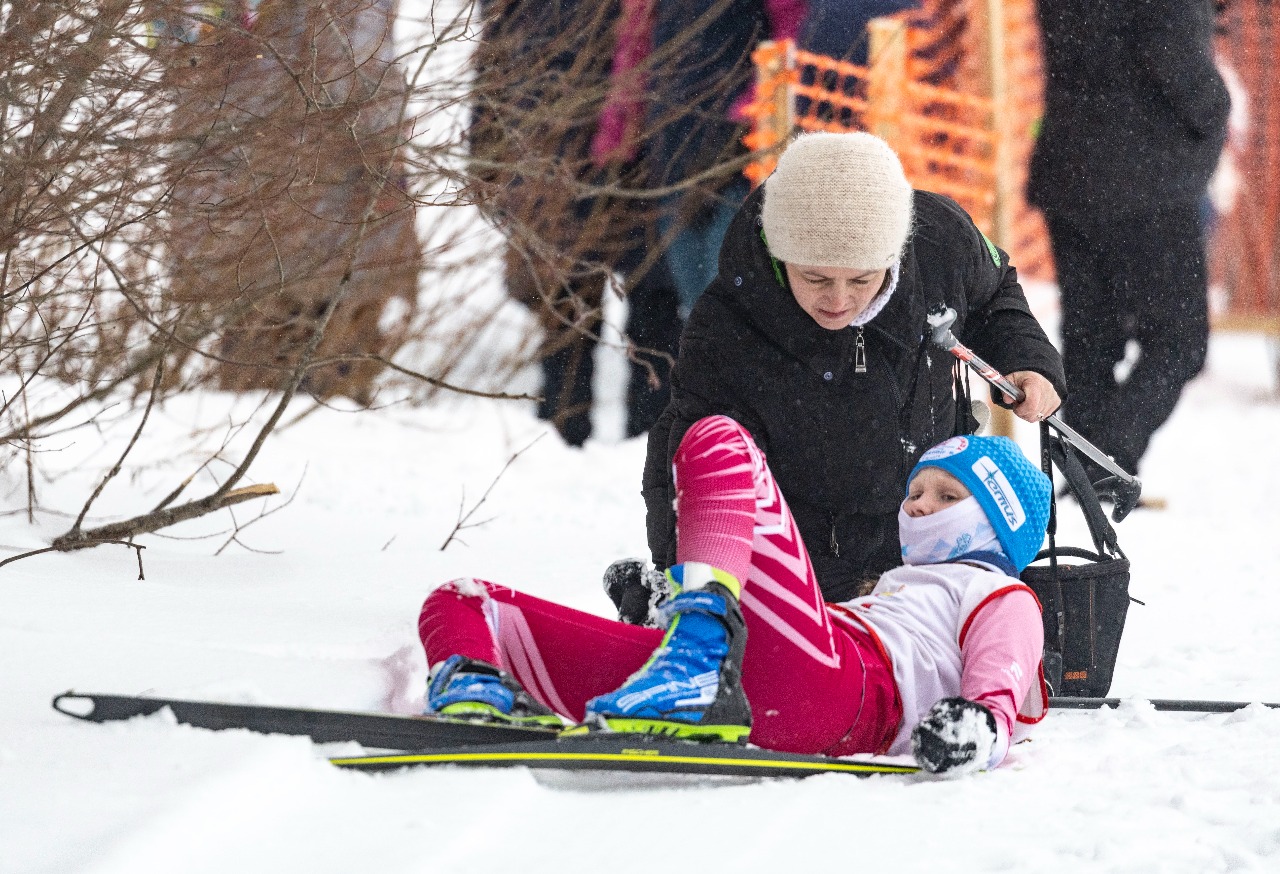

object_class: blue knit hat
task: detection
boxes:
[907,435,1051,572]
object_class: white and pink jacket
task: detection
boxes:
[833,561,1049,766]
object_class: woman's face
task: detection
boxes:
[783,263,889,331]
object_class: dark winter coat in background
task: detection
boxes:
[649,0,805,193]
[1027,0,1230,220]
[1026,0,1229,476]
[799,0,920,64]
[643,186,1066,602]
[469,0,681,444]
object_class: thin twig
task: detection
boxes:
[370,354,542,401]
[22,390,35,524]
[68,355,166,536]
[440,434,544,551]
[0,539,145,577]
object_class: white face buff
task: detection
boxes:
[898,496,1001,566]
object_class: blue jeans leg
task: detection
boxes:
[660,179,751,317]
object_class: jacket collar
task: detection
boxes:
[861,214,930,354]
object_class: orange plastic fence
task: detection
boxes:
[985,0,1054,284]
[1212,1,1280,330]
[744,1,1054,280]
[744,37,995,230]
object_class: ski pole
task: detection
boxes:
[925,305,1143,520]
[1050,696,1279,713]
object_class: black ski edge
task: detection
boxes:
[50,691,1278,756]
[51,691,558,748]
[328,735,922,779]
[1050,696,1280,713]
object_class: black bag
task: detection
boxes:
[1020,425,1134,698]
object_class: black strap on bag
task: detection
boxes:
[1022,422,1133,697]
[952,358,979,437]
[1045,425,1125,559]
[1036,422,1066,684]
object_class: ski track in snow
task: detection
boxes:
[380,644,427,715]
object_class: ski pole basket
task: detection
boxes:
[1020,424,1133,698]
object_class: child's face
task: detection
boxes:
[903,467,972,518]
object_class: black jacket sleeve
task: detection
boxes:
[642,406,681,569]
[948,203,1067,400]
[1132,0,1230,140]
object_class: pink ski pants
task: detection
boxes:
[420,415,904,755]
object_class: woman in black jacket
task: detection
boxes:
[640,132,1065,602]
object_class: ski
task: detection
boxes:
[53,691,1278,756]
[1050,696,1279,713]
[329,734,921,780]
[51,691,557,749]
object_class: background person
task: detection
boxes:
[470,0,682,446]
[1028,0,1230,485]
[648,0,806,318]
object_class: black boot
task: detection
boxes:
[537,340,594,447]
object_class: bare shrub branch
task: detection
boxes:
[0,0,758,565]
[440,433,543,551]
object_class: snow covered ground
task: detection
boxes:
[3,292,1279,872]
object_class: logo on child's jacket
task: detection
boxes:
[972,457,1026,530]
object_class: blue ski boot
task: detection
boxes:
[575,562,751,743]
[425,655,564,728]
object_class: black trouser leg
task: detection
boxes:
[623,260,681,437]
[505,244,604,449]
[1048,213,1128,472]
[1105,201,1209,472]
[1046,200,1208,475]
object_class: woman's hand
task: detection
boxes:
[1003,371,1061,423]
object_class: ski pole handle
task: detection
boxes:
[929,321,1027,404]
[925,306,1143,518]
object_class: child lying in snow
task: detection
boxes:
[416,419,1050,775]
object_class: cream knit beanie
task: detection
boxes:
[761,131,913,270]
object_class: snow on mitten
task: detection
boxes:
[602,558,672,627]
[911,697,998,776]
